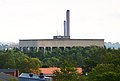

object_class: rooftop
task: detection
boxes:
[0,69,16,72]
[39,67,82,75]
[19,39,104,41]
[19,73,52,80]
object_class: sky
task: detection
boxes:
[0,0,120,43]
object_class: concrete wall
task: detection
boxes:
[19,39,104,52]
[19,40,37,47]
[36,39,104,47]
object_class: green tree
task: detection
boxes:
[88,64,120,81]
[19,57,42,73]
[54,61,81,81]
[29,58,42,74]
[43,57,59,67]
[95,72,119,81]
[0,49,42,73]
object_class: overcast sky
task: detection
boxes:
[0,0,120,43]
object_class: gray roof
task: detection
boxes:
[0,72,18,81]
[0,69,16,72]
[19,39,104,41]
[19,73,52,81]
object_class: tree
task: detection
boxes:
[54,61,81,81]
[95,72,119,81]
[19,57,42,73]
[0,49,42,73]
[29,58,42,74]
[43,57,59,67]
[87,64,120,81]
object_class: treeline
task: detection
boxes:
[26,46,120,68]
[0,46,120,80]
[0,49,42,73]
[25,46,120,81]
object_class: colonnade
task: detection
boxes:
[19,46,71,53]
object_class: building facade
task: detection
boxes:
[19,39,104,52]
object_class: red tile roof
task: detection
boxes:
[39,67,82,75]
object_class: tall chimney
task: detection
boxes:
[64,20,67,36]
[66,10,70,36]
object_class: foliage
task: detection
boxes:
[25,46,120,81]
[94,72,120,81]
[87,64,120,81]
[53,61,81,81]
[25,46,120,74]
[1,46,120,80]
[0,49,42,73]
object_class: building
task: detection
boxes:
[0,69,19,77]
[0,72,18,81]
[39,67,82,81]
[39,67,82,76]
[19,39,104,52]
[19,10,104,52]
[19,67,82,81]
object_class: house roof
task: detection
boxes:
[0,69,16,72]
[0,72,18,81]
[39,67,60,75]
[19,73,52,80]
[39,67,82,75]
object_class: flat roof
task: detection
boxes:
[19,39,104,41]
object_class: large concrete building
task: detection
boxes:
[19,10,104,52]
[19,39,104,52]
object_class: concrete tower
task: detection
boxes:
[66,10,70,36]
[54,10,70,39]
[64,20,67,36]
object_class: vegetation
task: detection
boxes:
[0,49,42,73]
[25,46,120,80]
[0,46,120,80]
[87,64,120,81]
[53,61,81,81]
[25,46,120,68]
